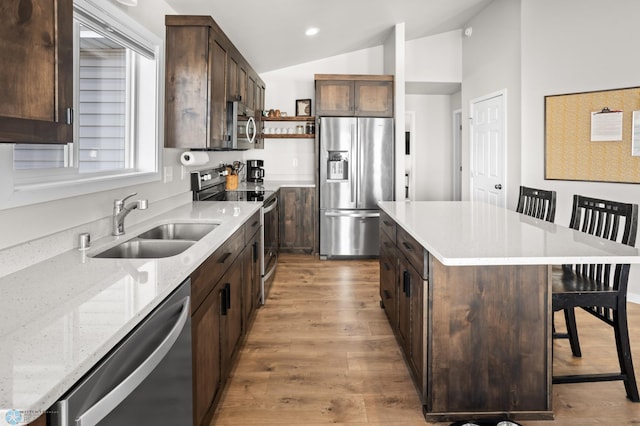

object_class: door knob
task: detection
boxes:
[495,184,502,190]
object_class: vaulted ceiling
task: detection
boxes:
[163,0,492,73]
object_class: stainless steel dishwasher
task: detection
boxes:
[50,279,192,426]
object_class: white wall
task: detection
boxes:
[405,30,462,83]
[520,0,640,300]
[406,95,453,201]
[461,0,521,207]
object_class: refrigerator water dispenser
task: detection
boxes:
[327,151,348,180]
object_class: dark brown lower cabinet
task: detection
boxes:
[279,187,315,254]
[219,257,243,378]
[190,218,259,426]
[191,278,223,426]
[242,228,261,330]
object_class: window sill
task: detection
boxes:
[1,170,161,210]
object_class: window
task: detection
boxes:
[4,0,162,208]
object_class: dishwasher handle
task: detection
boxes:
[76,296,191,426]
[262,196,277,214]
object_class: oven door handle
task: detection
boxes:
[263,197,278,213]
[76,296,190,426]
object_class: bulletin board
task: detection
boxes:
[545,86,640,183]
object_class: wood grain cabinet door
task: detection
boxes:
[315,80,354,116]
[191,280,222,426]
[355,80,394,117]
[208,35,228,147]
[220,256,244,378]
[165,17,233,149]
[397,255,412,358]
[165,24,210,149]
[279,187,316,253]
[242,228,261,329]
[0,0,73,143]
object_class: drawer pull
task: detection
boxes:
[383,220,393,226]
[383,289,392,300]
[220,287,228,316]
[403,270,411,297]
[251,220,259,227]
[402,241,414,252]
[218,252,232,264]
[383,261,391,271]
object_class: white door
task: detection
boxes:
[470,91,506,207]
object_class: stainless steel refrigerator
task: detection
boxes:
[319,117,394,258]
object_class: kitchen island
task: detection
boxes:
[378,201,640,422]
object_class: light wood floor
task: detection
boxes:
[212,254,640,425]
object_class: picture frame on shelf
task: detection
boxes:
[296,99,311,116]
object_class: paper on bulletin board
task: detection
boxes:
[590,110,623,141]
[633,111,640,156]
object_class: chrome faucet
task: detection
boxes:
[112,192,148,236]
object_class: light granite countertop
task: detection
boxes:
[0,201,261,422]
[379,201,640,266]
[231,179,315,192]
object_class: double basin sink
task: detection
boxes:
[93,222,219,259]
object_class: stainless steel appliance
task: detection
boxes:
[50,280,192,425]
[319,117,394,258]
[191,167,277,304]
[246,159,265,183]
[261,192,278,301]
[224,101,261,150]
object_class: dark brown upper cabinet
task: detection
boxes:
[165,15,265,149]
[315,74,394,117]
[0,0,74,144]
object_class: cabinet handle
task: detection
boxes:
[383,290,391,300]
[383,261,391,271]
[221,288,227,316]
[219,252,232,264]
[402,241,414,252]
[251,220,259,228]
[253,241,258,262]
[403,270,411,297]
[225,283,231,310]
[383,220,392,226]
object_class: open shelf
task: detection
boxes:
[263,116,315,122]
[262,116,315,138]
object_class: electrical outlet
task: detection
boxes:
[163,166,173,183]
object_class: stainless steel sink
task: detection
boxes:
[93,239,196,259]
[92,222,218,259]
[136,223,219,241]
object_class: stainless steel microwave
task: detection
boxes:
[225,101,261,150]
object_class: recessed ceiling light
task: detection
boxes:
[305,27,319,36]
[116,0,138,6]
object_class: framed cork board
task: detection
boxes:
[545,86,640,183]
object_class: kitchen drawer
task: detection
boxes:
[396,226,428,279]
[379,250,397,327]
[244,210,261,244]
[380,210,396,241]
[379,227,395,260]
[191,226,245,312]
